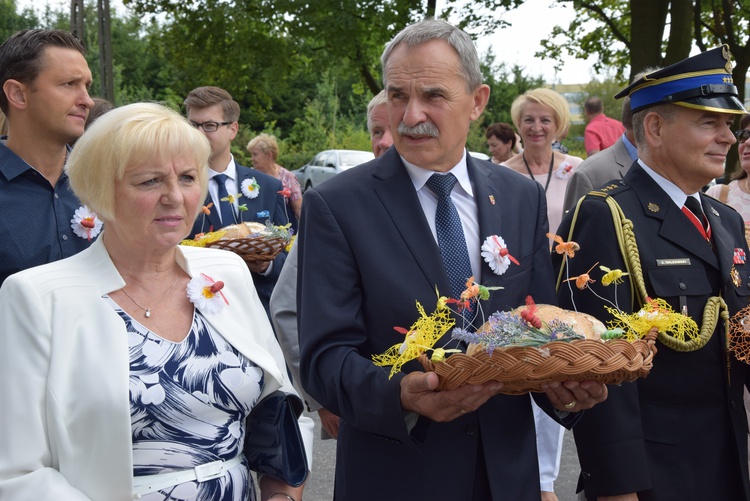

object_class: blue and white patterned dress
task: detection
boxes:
[107,298,264,501]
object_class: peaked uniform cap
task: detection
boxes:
[615,45,747,115]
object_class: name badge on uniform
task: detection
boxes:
[656,258,691,266]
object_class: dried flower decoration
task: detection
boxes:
[372,295,459,378]
[187,273,229,314]
[605,297,696,342]
[452,297,587,354]
[554,233,699,342]
[555,162,574,180]
[180,230,227,247]
[481,235,519,276]
[70,206,103,240]
[241,178,260,199]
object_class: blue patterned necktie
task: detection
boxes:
[425,173,473,300]
[213,174,235,226]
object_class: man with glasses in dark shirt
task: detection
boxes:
[0,29,96,286]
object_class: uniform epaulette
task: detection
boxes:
[584,180,629,200]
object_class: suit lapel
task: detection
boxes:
[469,157,505,288]
[703,195,736,281]
[176,247,285,384]
[371,150,450,295]
[614,139,632,174]
[235,165,266,223]
[199,194,222,232]
[628,166,718,268]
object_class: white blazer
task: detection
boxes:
[0,237,313,500]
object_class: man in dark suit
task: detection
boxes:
[554,46,750,500]
[184,86,287,316]
[297,19,607,500]
[562,96,637,214]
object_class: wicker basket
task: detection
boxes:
[418,328,658,395]
[207,235,288,262]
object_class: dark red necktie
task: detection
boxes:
[682,196,711,241]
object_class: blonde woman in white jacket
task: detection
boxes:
[0,103,312,501]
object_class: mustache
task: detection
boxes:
[397,121,439,138]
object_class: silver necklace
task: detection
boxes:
[120,275,180,318]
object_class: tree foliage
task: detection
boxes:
[537,0,749,172]
[0,0,38,41]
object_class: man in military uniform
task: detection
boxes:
[554,46,750,500]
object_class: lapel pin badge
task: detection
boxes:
[710,207,719,217]
[489,195,495,205]
[647,202,659,213]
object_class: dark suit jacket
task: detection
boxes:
[562,136,633,214]
[298,147,571,500]
[189,163,289,317]
[554,162,750,500]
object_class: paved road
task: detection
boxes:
[302,412,582,501]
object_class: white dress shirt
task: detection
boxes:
[401,150,481,282]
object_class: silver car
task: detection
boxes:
[294,149,375,191]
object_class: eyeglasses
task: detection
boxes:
[190,121,232,132]
[735,129,750,144]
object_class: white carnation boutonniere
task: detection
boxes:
[187,273,229,314]
[241,178,260,199]
[70,205,103,240]
[555,162,574,180]
[481,235,519,276]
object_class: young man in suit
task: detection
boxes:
[297,19,607,500]
[184,86,287,316]
[555,46,750,500]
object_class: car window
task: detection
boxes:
[323,152,336,168]
[312,153,326,167]
[339,151,375,168]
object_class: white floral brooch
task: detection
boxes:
[70,205,103,240]
[555,162,574,180]
[187,273,229,313]
[241,178,260,199]
[481,235,519,276]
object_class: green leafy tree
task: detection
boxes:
[538,0,749,173]
[537,0,692,82]
[0,0,38,42]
